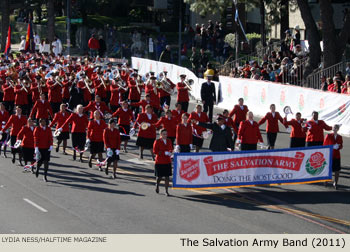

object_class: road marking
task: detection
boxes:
[23,198,48,213]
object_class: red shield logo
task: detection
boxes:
[243,86,248,100]
[137,61,140,69]
[163,66,167,72]
[179,159,200,182]
[319,98,324,109]
[150,63,153,71]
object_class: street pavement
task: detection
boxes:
[0,97,349,234]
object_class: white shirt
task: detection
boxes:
[162,139,167,145]
[220,124,226,130]
[272,112,275,118]
[249,120,253,125]
[240,105,244,110]
[96,120,100,125]
[146,113,152,120]
[19,39,26,51]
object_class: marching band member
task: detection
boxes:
[192,114,234,152]
[154,109,177,145]
[83,95,111,119]
[188,104,209,152]
[34,118,53,182]
[103,119,121,179]
[229,98,249,145]
[93,70,108,104]
[158,71,175,108]
[0,103,10,157]
[17,118,35,170]
[258,104,285,149]
[87,110,107,168]
[14,77,29,116]
[323,124,343,190]
[30,76,42,102]
[2,77,15,114]
[171,103,185,123]
[176,74,190,113]
[128,71,143,118]
[153,128,173,196]
[145,76,161,116]
[176,113,193,153]
[60,104,89,162]
[238,111,263,151]
[109,77,122,111]
[305,111,332,147]
[112,100,134,152]
[133,105,157,160]
[46,71,63,114]
[130,94,153,113]
[29,93,53,125]
[2,106,27,164]
[49,103,70,154]
[283,112,306,148]
[62,73,73,104]
[76,72,92,106]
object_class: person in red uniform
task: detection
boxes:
[128,71,143,118]
[30,93,53,125]
[283,112,307,148]
[30,76,42,103]
[83,95,111,119]
[154,109,177,145]
[133,105,158,160]
[92,70,108,104]
[34,118,53,182]
[176,113,193,153]
[76,72,92,106]
[171,103,186,124]
[17,118,35,170]
[60,104,89,162]
[153,129,173,196]
[238,111,263,151]
[130,94,152,113]
[0,103,10,157]
[61,74,73,104]
[103,119,121,179]
[188,104,209,152]
[258,104,285,149]
[87,110,107,168]
[306,111,332,147]
[2,77,15,114]
[2,106,27,164]
[145,76,161,116]
[109,79,122,112]
[49,103,70,154]
[158,71,175,108]
[14,78,29,116]
[46,72,63,114]
[176,74,190,113]
[323,124,343,190]
[112,100,133,152]
[229,98,249,145]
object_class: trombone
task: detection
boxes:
[54,76,64,87]
[84,77,94,94]
[21,80,29,93]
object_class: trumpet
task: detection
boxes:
[84,77,94,94]
[54,76,64,87]
[21,80,28,92]
[98,73,107,89]
[183,78,194,91]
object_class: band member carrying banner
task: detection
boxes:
[238,111,263,151]
[283,112,307,148]
[176,113,193,153]
[229,98,249,146]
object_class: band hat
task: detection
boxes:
[150,76,157,80]
[216,114,225,121]
[180,74,186,78]
[149,71,155,76]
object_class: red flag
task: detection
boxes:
[24,21,33,51]
[4,25,11,56]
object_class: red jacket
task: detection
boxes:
[128,78,142,101]
[134,112,158,139]
[30,100,53,119]
[30,82,41,102]
[77,80,92,103]
[238,120,263,144]
[84,101,111,119]
[103,128,121,149]
[188,111,209,136]
[131,99,152,113]
[109,84,121,106]
[3,114,27,136]
[62,80,72,99]
[17,125,34,148]
[323,133,343,159]
[224,116,238,134]
[33,126,53,149]
[0,110,10,126]
[154,116,178,138]
[283,118,306,138]
[61,113,89,133]
[153,138,173,164]
[176,123,193,145]
[14,85,28,105]
[229,105,249,125]
[3,84,15,101]
[88,37,100,49]
[93,78,107,99]
[46,79,62,103]
[112,108,133,125]
[258,112,284,133]
[145,84,160,109]
[88,119,107,142]
[176,82,189,102]
[49,111,71,132]
[171,109,186,124]
[306,120,332,143]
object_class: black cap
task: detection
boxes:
[149,71,155,76]
[180,74,186,78]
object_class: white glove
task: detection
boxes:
[0,131,2,134]
[49,146,53,152]
[106,148,113,157]
[227,148,232,151]
[86,138,90,143]
[107,148,111,152]
[190,144,193,149]
[165,151,171,156]
[58,128,63,132]
[115,149,120,155]
[35,147,39,154]
[334,144,339,150]
[175,145,180,153]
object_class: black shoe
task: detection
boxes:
[73,151,76,160]
[43,177,48,182]
[11,156,15,164]
[19,158,23,167]
[113,173,116,179]
[35,171,39,178]
[166,191,170,196]
[3,152,7,158]
[105,167,109,175]
[56,145,59,152]
[63,150,67,155]
[88,156,92,168]
[155,187,159,194]
[139,153,143,159]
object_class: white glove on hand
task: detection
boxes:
[86,138,90,143]
[35,147,39,154]
[334,144,339,150]
[175,145,180,153]
[115,149,120,155]
[58,128,63,132]
[190,144,193,149]
[49,146,53,152]
[165,151,170,156]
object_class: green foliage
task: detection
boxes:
[224,33,236,49]
[246,33,261,41]
[184,0,231,16]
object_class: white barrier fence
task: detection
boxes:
[131,57,350,137]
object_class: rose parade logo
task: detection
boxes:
[338,103,347,116]
[227,83,232,98]
[298,94,304,111]
[280,90,286,106]
[243,86,248,100]
[319,98,324,109]
[305,152,326,176]
[137,61,140,69]
[179,159,200,182]
[261,88,266,103]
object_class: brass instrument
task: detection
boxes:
[136,75,143,94]
[98,73,107,89]
[21,80,29,92]
[113,68,127,91]
[54,76,64,87]
[160,76,174,95]
[8,79,15,88]
[84,77,94,94]
[183,78,194,91]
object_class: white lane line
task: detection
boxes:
[23,198,48,213]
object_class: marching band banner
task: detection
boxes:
[131,57,350,136]
[173,146,332,189]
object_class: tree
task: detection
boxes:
[47,0,55,42]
